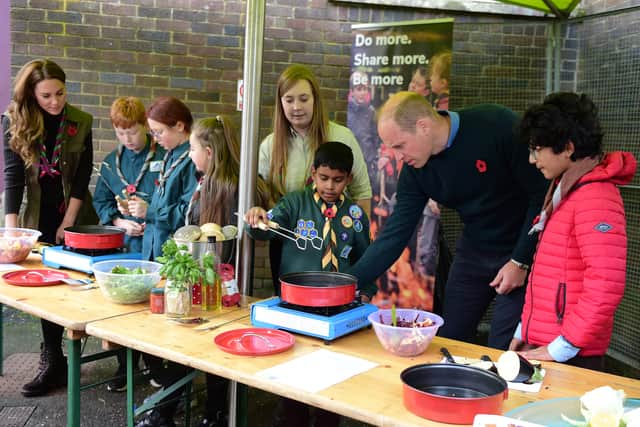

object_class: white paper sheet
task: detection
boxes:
[0,263,25,272]
[256,349,378,393]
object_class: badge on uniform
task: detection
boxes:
[339,231,348,241]
[150,160,163,172]
[353,220,363,233]
[349,204,362,219]
[339,245,352,258]
[267,210,274,220]
[341,216,353,228]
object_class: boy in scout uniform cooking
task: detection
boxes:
[244,141,373,427]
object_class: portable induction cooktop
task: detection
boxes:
[250,297,378,342]
[41,245,142,274]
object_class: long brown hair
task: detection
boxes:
[6,59,66,166]
[192,116,268,226]
[268,64,328,202]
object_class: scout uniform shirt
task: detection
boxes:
[247,185,370,276]
[142,141,198,260]
[93,135,165,253]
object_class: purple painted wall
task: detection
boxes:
[1,0,9,193]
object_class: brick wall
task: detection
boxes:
[6,0,557,294]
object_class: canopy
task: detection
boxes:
[497,0,581,18]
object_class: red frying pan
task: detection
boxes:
[64,225,125,250]
[279,271,357,307]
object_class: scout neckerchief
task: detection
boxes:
[114,135,156,196]
[313,186,345,272]
[185,177,202,225]
[529,155,601,235]
[37,107,66,178]
[157,142,190,194]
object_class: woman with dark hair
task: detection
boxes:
[258,64,372,295]
[2,58,98,396]
[126,96,198,260]
[511,92,637,371]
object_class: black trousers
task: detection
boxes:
[437,236,526,350]
[146,356,228,420]
[269,239,283,296]
[273,398,340,427]
[41,319,64,354]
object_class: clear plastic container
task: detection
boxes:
[92,260,162,304]
[0,227,42,263]
[368,309,444,357]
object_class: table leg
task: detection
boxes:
[0,302,4,375]
[127,348,134,427]
[66,337,81,427]
[184,378,192,427]
[236,383,248,427]
[228,381,248,427]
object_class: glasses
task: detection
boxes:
[149,125,173,138]
[529,146,542,160]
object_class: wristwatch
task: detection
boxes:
[510,258,529,270]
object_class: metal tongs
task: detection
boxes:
[257,220,323,251]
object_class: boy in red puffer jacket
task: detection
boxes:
[511,92,637,371]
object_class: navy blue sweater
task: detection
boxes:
[350,104,548,287]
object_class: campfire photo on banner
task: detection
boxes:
[348,19,454,311]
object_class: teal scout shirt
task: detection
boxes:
[142,141,198,260]
[246,186,375,296]
[93,136,165,253]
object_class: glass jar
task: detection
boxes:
[164,280,192,318]
[192,281,202,306]
[150,287,165,314]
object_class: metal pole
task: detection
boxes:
[236,0,265,303]
[553,21,562,92]
[231,1,265,426]
[545,22,554,94]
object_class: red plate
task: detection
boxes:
[2,269,71,286]
[214,328,295,356]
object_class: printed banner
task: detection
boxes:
[348,19,454,311]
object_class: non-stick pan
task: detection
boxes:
[279,271,357,307]
[64,225,125,250]
[401,363,508,424]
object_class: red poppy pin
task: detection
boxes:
[67,124,78,137]
[324,209,336,219]
[126,184,136,194]
[476,159,487,173]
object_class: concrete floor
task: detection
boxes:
[0,306,370,427]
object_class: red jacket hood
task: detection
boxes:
[579,151,637,186]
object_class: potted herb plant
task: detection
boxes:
[156,239,216,317]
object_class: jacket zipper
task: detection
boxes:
[523,228,544,344]
[555,282,567,324]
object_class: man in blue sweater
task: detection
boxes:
[350,91,548,349]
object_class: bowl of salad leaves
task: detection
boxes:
[368,308,444,357]
[92,260,162,304]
